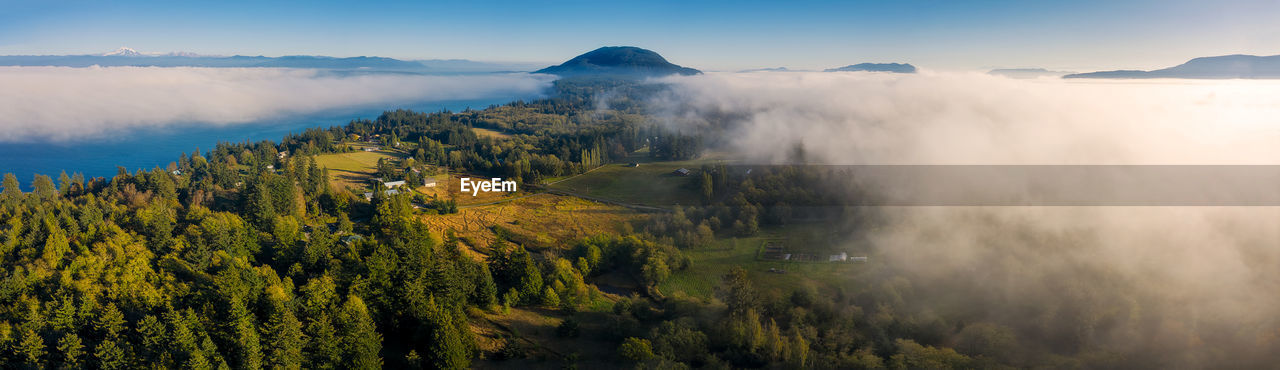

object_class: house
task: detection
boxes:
[265,165,274,170]
[277,151,288,159]
[171,169,183,176]
[362,189,401,201]
[341,235,364,245]
[423,178,437,187]
[362,147,377,152]
[673,168,691,176]
[382,180,406,189]
[828,252,848,262]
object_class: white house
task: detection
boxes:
[383,180,406,189]
[423,178,437,187]
[277,151,288,159]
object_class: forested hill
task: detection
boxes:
[0,78,709,368]
[534,46,701,77]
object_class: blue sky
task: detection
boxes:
[1,0,1278,71]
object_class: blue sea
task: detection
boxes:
[0,97,526,190]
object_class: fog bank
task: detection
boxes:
[0,66,553,141]
[650,71,1280,367]
[654,72,1280,164]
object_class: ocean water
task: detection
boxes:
[0,97,521,190]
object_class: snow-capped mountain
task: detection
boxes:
[101,47,144,57]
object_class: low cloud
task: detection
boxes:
[653,72,1280,164]
[648,71,1280,366]
[0,66,553,141]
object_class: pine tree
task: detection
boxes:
[17,328,46,366]
[229,297,264,369]
[264,299,305,370]
[424,298,471,369]
[57,333,84,368]
[33,174,58,199]
[305,312,341,369]
[339,296,382,369]
[96,303,126,338]
[94,338,127,369]
[2,173,22,207]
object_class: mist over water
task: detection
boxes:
[0,66,554,141]
[651,71,1280,367]
[0,67,553,186]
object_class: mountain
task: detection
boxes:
[1065,54,1280,79]
[416,59,547,72]
[825,63,917,73]
[534,46,700,77]
[252,55,425,69]
[101,47,144,57]
[988,68,1072,78]
[739,67,791,72]
[0,48,431,70]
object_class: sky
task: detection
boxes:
[1,0,1278,71]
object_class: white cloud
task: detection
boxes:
[648,71,1280,364]
[654,71,1280,164]
[0,66,553,141]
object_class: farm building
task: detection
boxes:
[423,178,437,187]
[673,168,691,176]
[362,189,401,201]
[850,256,868,262]
[829,252,848,262]
[382,180,406,189]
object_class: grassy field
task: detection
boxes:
[313,149,405,192]
[420,193,644,256]
[416,173,529,207]
[659,224,871,300]
[547,150,710,207]
[472,127,513,139]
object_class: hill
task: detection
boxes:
[988,68,1071,78]
[534,46,701,77]
[825,62,917,73]
[1065,54,1280,79]
[0,49,430,70]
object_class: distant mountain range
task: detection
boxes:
[534,46,700,77]
[738,67,791,73]
[1065,54,1280,79]
[825,63,916,73]
[988,68,1072,78]
[0,48,541,72]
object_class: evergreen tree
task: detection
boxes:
[94,338,127,369]
[265,298,305,370]
[33,174,57,199]
[305,313,341,369]
[57,333,84,368]
[424,298,471,369]
[2,172,22,207]
[338,296,382,369]
[17,328,46,366]
[229,297,264,369]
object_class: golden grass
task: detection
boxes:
[472,127,513,139]
[420,193,643,256]
[313,149,404,192]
